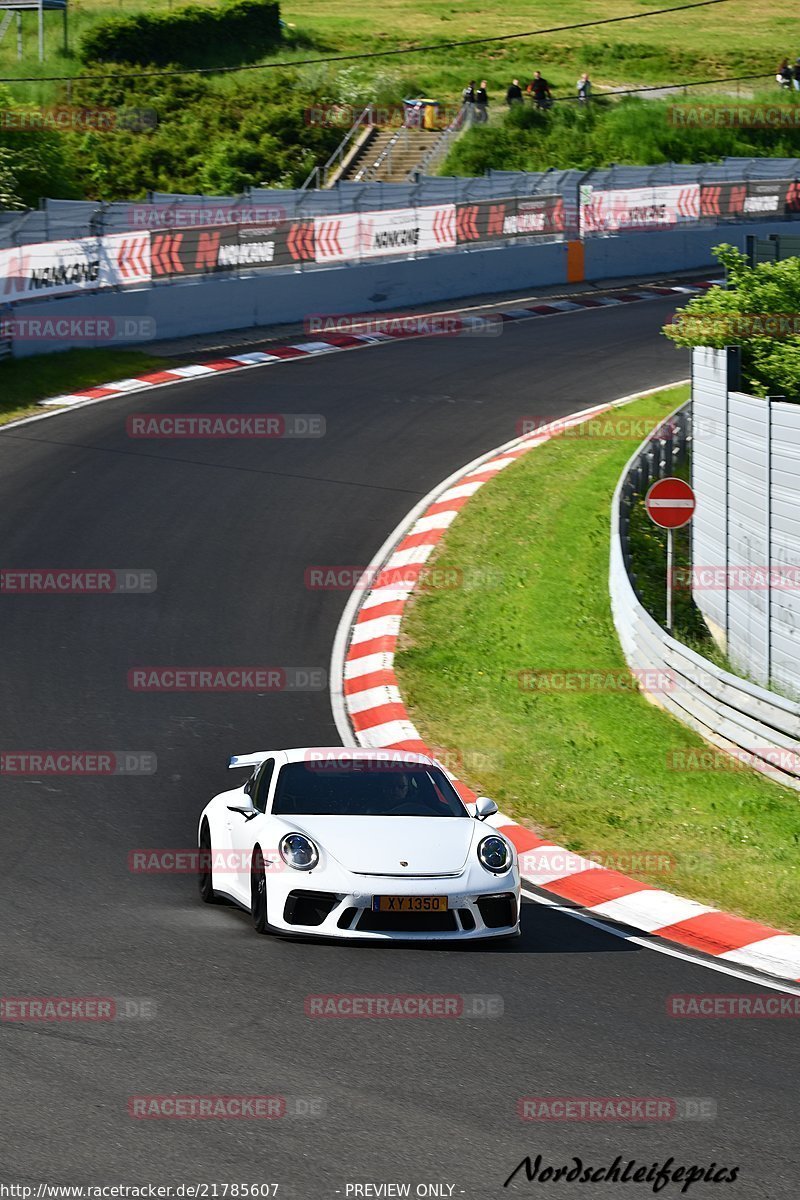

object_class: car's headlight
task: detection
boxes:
[279,833,319,871]
[478,834,511,874]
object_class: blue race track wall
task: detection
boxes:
[7,219,793,358]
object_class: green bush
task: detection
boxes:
[442,94,800,175]
[63,67,343,197]
[80,0,280,68]
[665,245,800,401]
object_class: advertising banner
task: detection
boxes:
[0,238,119,301]
[581,185,701,233]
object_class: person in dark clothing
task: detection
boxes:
[506,78,523,106]
[777,58,793,88]
[475,80,489,123]
[462,80,476,124]
[527,71,553,109]
[793,59,800,91]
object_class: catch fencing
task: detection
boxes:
[610,397,800,792]
[2,158,800,306]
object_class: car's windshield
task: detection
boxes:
[272,762,467,817]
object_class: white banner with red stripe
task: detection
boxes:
[0,232,151,302]
[314,206,456,264]
[581,185,701,233]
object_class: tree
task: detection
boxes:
[663,244,800,401]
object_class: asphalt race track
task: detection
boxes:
[0,299,796,1198]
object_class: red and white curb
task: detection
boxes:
[30,281,717,411]
[330,390,800,987]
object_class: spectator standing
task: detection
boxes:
[462,79,476,122]
[777,58,792,87]
[577,72,591,104]
[475,80,489,123]
[527,71,553,109]
[506,78,523,106]
[793,59,800,91]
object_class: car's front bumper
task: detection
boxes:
[264,869,521,941]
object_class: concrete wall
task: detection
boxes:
[8,218,796,358]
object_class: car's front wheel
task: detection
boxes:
[198,821,219,904]
[251,846,270,934]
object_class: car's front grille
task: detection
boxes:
[357,909,458,934]
[477,893,517,929]
[458,908,476,931]
[283,890,338,927]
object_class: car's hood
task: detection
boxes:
[275,815,477,875]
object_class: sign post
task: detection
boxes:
[644,477,696,634]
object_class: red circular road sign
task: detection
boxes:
[644,477,696,529]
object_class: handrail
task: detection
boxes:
[355,124,411,184]
[301,105,374,191]
[406,104,467,182]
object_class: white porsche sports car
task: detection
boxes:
[197,747,520,941]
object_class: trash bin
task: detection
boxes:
[403,98,441,129]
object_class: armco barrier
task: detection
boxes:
[4,219,794,358]
[610,401,800,793]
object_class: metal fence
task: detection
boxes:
[610,398,800,792]
[3,156,800,248]
[691,346,800,701]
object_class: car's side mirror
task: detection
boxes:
[227,805,258,822]
[475,797,498,821]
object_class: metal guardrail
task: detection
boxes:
[610,399,800,791]
[300,105,375,191]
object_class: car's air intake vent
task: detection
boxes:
[283,891,337,927]
[477,893,517,929]
[337,906,359,930]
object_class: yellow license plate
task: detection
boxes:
[373,895,448,912]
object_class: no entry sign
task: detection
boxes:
[645,477,696,529]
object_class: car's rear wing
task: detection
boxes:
[228,751,271,770]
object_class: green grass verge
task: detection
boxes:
[0,347,172,426]
[395,385,800,933]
